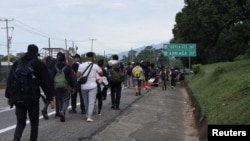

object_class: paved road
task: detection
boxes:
[0,84,199,141]
[92,86,199,141]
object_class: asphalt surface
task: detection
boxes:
[0,83,199,141]
[91,85,199,141]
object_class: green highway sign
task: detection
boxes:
[163,43,196,57]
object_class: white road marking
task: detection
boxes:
[0,90,112,134]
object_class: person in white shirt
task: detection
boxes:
[76,52,103,122]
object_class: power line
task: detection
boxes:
[14,20,65,41]
[13,19,89,42]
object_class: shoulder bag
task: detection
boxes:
[79,63,93,84]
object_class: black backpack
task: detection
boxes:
[9,59,40,105]
[126,65,133,76]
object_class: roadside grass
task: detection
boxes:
[188,59,250,124]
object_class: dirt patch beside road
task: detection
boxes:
[181,87,208,141]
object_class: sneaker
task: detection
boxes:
[87,118,94,122]
[115,107,120,110]
[81,111,86,114]
[98,110,102,115]
[68,109,77,114]
[60,111,65,122]
[111,106,115,109]
[41,110,49,120]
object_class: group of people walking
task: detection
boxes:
[4,44,124,141]
[122,61,185,94]
[4,44,185,141]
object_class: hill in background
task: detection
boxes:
[114,42,168,59]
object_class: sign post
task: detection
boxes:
[163,43,196,75]
[163,43,196,57]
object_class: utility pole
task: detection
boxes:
[0,18,14,76]
[65,38,69,62]
[65,38,68,51]
[131,47,133,62]
[48,38,51,56]
[72,41,74,54]
[89,39,96,52]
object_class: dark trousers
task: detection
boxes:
[110,82,122,108]
[71,84,85,112]
[96,91,103,112]
[171,77,177,87]
[14,102,39,141]
[55,91,60,116]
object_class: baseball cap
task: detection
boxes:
[27,44,40,56]
[71,54,81,58]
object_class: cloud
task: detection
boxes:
[0,0,184,56]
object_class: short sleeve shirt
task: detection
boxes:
[78,61,102,90]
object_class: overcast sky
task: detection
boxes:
[0,0,184,56]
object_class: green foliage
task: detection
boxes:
[189,59,250,124]
[0,54,17,62]
[123,46,168,66]
[173,0,250,64]
[233,48,250,61]
[234,54,247,61]
[192,64,201,74]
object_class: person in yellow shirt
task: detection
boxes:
[132,62,144,96]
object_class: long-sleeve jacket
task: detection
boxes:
[5,53,54,102]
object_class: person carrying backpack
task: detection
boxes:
[132,62,144,96]
[53,52,76,122]
[5,44,55,141]
[107,54,125,110]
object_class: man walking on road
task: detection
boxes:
[108,54,125,110]
[53,52,76,122]
[5,44,55,141]
[41,56,57,120]
[69,54,85,114]
[132,62,144,96]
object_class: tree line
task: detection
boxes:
[171,0,250,65]
[0,46,183,69]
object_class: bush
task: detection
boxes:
[234,48,250,61]
[192,64,201,74]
